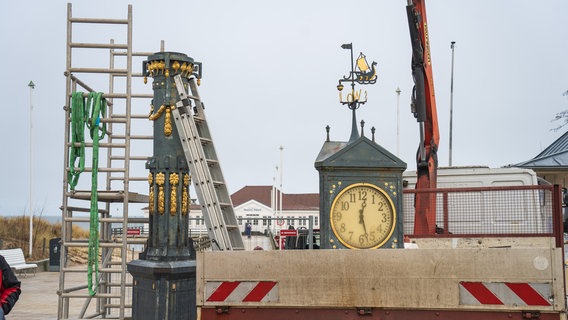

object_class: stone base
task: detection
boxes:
[128,259,196,320]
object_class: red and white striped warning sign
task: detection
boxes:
[205,281,279,303]
[459,282,552,307]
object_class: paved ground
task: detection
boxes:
[13,265,133,320]
[10,269,73,320]
[8,236,274,320]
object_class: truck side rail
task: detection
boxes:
[403,185,563,245]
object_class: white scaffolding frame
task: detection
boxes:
[58,3,157,319]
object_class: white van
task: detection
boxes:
[402,167,551,235]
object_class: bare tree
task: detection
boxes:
[551,90,568,131]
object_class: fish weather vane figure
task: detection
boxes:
[337,43,378,111]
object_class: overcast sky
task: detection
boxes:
[2,1,568,216]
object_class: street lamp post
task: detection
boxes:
[449,41,456,167]
[279,145,283,219]
[396,87,401,157]
[28,80,35,256]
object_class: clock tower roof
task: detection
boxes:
[315,136,406,170]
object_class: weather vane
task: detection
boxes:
[336,43,378,110]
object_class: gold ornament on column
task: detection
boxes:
[172,61,180,75]
[156,172,165,214]
[182,174,190,215]
[169,173,179,215]
[164,107,172,136]
[148,104,173,137]
[148,173,154,215]
[148,105,165,120]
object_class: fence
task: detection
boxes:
[402,185,563,244]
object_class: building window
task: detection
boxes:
[315,216,319,227]
[253,219,259,226]
[262,216,268,226]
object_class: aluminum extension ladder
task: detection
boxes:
[172,74,244,251]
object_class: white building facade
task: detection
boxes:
[188,185,319,235]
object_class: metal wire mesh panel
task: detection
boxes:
[403,185,557,236]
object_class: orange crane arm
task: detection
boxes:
[406,0,440,234]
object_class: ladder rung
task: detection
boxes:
[112,114,153,119]
[63,241,144,248]
[64,217,147,223]
[68,142,126,148]
[200,137,212,144]
[67,190,149,203]
[70,42,128,50]
[66,167,125,173]
[68,67,128,74]
[63,206,108,214]
[132,113,152,119]
[212,180,225,187]
[109,238,148,244]
[110,134,153,140]
[206,159,219,166]
[114,50,155,57]
[70,17,128,25]
[109,155,149,161]
[225,224,240,230]
[61,267,128,273]
[60,292,122,299]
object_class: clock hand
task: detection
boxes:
[359,202,367,235]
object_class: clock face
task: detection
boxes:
[330,183,396,249]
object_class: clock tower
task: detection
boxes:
[315,44,407,249]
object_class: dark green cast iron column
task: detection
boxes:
[128,51,198,320]
[145,52,194,261]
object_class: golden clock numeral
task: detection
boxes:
[334,211,344,221]
[359,233,369,245]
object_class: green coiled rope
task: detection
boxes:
[68,91,107,296]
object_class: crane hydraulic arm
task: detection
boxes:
[406,0,440,234]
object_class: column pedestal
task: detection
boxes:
[128,259,196,320]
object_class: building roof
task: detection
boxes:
[515,130,568,168]
[231,185,319,210]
